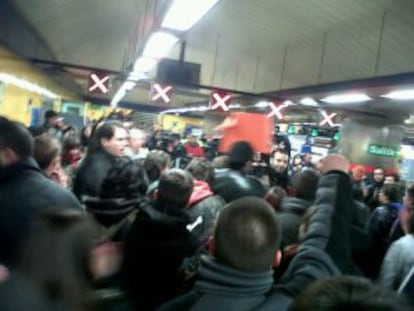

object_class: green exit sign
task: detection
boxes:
[367,144,399,158]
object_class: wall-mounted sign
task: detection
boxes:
[367,144,399,158]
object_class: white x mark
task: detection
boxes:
[320,110,338,127]
[152,84,172,103]
[267,102,289,119]
[211,93,231,111]
[89,74,110,94]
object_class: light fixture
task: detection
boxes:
[283,100,295,106]
[382,89,414,100]
[321,93,371,104]
[142,31,179,59]
[254,101,269,108]
[123,81,136,91]
[162,0,220,31]
[0,72,59,99]
[300,97,319,107]
[133,57,157,73]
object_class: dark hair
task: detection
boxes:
[374,167,384,173]
[289,276,411,311]
[0,117,34,159]
[101,158,148,199]
[34,134,60,170]
[265,186,286,212]
[144,150,171,182]
[214,197,281,273]
[406,184,414,203]
[409,209,414,235]
[18,209,100,311]
[186,159,215,185]
[290,170,319,200]
[158,169,193,207]
[88,121,124,154]
[382,184,400,203]
[212,155,229,169]
[271,147,289,159]
[385,173,400,183]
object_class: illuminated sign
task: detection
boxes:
[367,144,399,158]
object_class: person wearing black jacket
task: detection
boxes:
[158,154,354,311]
[278,169,319,248]
[122,169,200,311]
[73,121,129,199]
[213,141,266,203]
[0,117,81,267]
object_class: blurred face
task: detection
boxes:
[0,148,18,168]
[384,176,396,184]
[130,133,146,153]
[373,169,384,183]
[379,190,388,204]
[272,152,289,174]
[188,136,197,144]
[101,127,129,157]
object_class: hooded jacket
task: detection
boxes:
[122,200,199,311]
[187,180,225,243]
[73,147,118,199]
[157,171,354,311]
[213,169,266,203]
[365,202,403,278]
[267,167,290,190]
[278,197,314,248]
[0,158,81,267]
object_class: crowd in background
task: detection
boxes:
[0,110,413,310]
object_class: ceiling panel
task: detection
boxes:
[7,0,414,113]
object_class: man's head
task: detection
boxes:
[384,173,399,185]
[129,128,146,154]
[270,148,289,174]
[186,158,215,185]
[289,170,319,201]
[93,121,129,157]
[187,135,197,145]
[44,110,60,127]
[158,169,194,207]
[290,276,410,311]
[373,167,385,183]
[213,197,281,273]
[228,141,254,171]
[33,134,61,175]
[352,165,365,182]
[379,184,400,204]
[0,117,34,167]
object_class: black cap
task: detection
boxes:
[45,110,58,120]
[228,141,254,164]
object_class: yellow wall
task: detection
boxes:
[0,46,78,125]
[160,114,203,133]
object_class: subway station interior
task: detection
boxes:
[1,1,414,310]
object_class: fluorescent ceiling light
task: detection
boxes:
[143,31,179,59]
[382,89,414,100]
[162,0,220,31]
[255,101,269,108]
[0,72,59,98]
[133,57,157,73]
[123,81,136,91]
[321,93,371,104]
[283,100,295,106]
[300,97,319,107]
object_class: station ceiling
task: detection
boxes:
[7,0,414,120]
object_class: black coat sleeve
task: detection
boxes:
[278,171,353,296]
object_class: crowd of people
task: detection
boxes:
[0,110,413,311]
